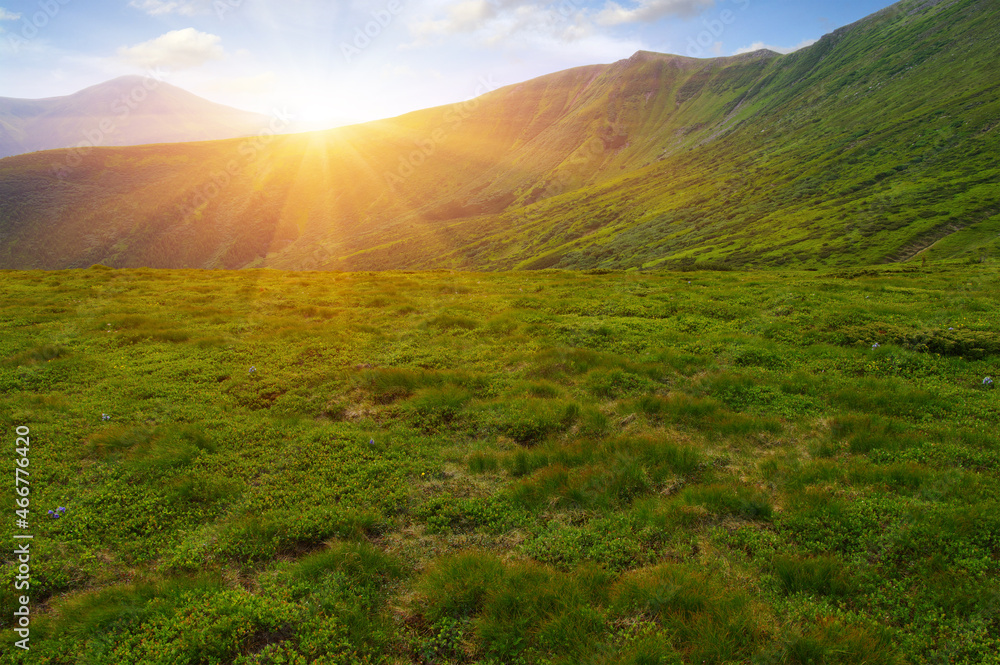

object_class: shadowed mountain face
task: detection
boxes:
[0,0,998,271]
[0,76,270,159]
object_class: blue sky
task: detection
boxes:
[0,0,898,129]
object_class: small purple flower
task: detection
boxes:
[984,377,994,388]
[101,413,110,421]
[57,506,66,513]
[47,510,54,516]
[872,343,880,350]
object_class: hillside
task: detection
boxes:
[1,264,998,662]
[0,76,270,159]
[0,0,997,270]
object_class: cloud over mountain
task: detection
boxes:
[596,0,715,25]
[128,0,213,16]
[117,28,225,70]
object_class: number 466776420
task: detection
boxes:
[16,426,30,501]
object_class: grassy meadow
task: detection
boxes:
[1,263,998,664]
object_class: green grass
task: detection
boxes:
[0,264,998,663]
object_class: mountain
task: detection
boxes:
[0,76,271,159]
[0,0,998,271]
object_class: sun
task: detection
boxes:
[294,108,345,132]
[289,89,367,132]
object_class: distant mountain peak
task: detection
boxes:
[623,48,780,68]
[730,48,782,61]
[0,78,269,159]
[100,74,153,85]
[625,50,699,66]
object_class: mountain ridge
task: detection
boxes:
[0,0,997,271]
[0,76,271,159]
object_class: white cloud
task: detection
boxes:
[117,28,225,69]
[128,0,212,16]
[0,7,21,20]
[792,37,819,50]
[407,0,606,47]
[401,0,644,68]
[733,37,817,55]
[596,0,714,26]
[409,0,498,40]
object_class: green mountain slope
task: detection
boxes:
[0,0,997,270]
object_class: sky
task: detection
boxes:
[0,0,898,130]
